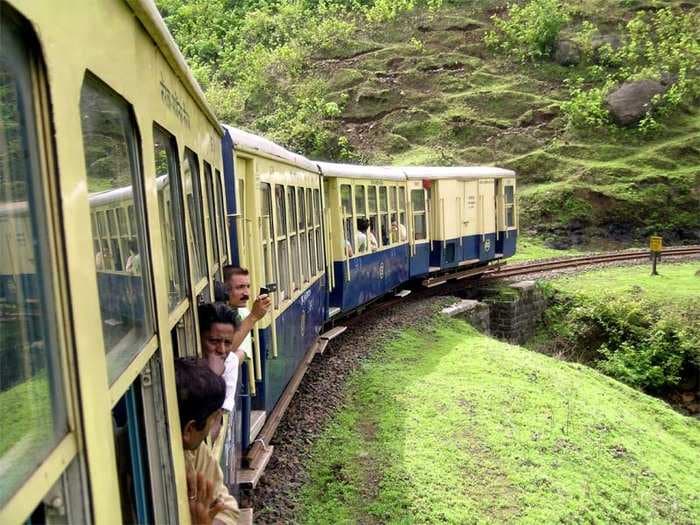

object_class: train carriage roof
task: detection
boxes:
[128,0,221,133]
[316,162,405,181]
[224,125,319,173]
[401,166,516,180]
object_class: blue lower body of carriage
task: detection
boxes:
[429,233,498,269]
[329,244,410,312]
[410,242,430,277]
[496,230,517,258]
[239,276,326,450]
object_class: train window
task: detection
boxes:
[505,185,515,228]
[313,189,323,273]
[354,185,366,218]
[183,150,208,284]
[379,186,389,246]
[298,188,310,282]
[305,189,315,275]
[398,187,407,242]
[203,162,219,271]
[340,184,353,255]
[274,185,290,300]
[260,183,278,305]
[0,13,69,505]
[214,170,227,265]
[389,186,398,244]
[367,186,378,251]
[80,75,154,384]
[287,187,300,290]
[153,126,188,311]
[411,189,427,240]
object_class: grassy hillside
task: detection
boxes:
[297,316,700,523]
[160,0,699,245]
[311,0,700,245]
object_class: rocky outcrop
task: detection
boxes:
[604,80,667,126]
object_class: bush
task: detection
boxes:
[537,289,698,393]
[562,7,700,130]
[485,0,570,61]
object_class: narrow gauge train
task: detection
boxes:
[0,1,517,523]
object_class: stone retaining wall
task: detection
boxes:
[481,281,545,344]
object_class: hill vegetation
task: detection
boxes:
[158,0,700,245]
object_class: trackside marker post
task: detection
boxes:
[650,236,662,276]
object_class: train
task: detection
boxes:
[0,1,516,523]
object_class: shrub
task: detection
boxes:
[537,291,697,393]
[562,7,700,130]
[484,0,570,61]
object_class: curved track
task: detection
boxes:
[480,245,700,280]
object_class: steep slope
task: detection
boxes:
[313,1,700,246]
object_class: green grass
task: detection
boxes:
[298,317,700,524]
[0,373,52,457]
[550,261,700,304]
[508,235,582,262]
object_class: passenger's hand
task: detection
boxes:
[187,469,225,525]
[251,294,272,320]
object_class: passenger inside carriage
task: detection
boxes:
[391,220,407,242]
[356,217,378,253]
[175,357,240,525]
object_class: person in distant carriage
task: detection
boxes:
[175,357,240,525]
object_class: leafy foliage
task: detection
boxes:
[564,7,700,130]
[485,0,570,61]
[537,282,699,393]
[158,0,442,159]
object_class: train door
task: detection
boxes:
[462,180,479,261]
[408,181,430,277]
[234,157,252,272]
[477,179,496,261]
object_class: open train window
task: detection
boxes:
[154,125,188,311]
[203,162,219,273]
[353,185,368,254]
[398,187,408,242]
[306,188,316,276]
[214,170,227,265]
[340,184,353,255]
[0,7,70,506]
[183,150,208,286]
[411,189,427,241]
[112,353,177,524]
[274,185,290,300]
[260,183,278,306]
[313,189,323,273]
[287,186,300,291]
[389,186,398,244]
[80,74,155,384]
[378,186,389,247]
[298,187,310,282]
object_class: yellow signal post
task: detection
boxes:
[650,235,662,276]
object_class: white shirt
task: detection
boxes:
[221,307,253,412]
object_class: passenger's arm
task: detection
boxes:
[228,295,271,357]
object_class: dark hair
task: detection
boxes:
[174,357,225,430]
[223,265,249,284]
[213,281,229,302]
[198,302,239,335]
[357,217,369,231]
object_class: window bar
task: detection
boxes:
[125,386,151,524]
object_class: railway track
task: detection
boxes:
[480,245,700,280]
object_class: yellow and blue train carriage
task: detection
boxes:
[402,166,517,271]
[318,162,410,314]
[222,126,327,451]
[1,1,229,522]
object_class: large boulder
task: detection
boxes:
[605,80,667,126]
[553,39,581,66]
